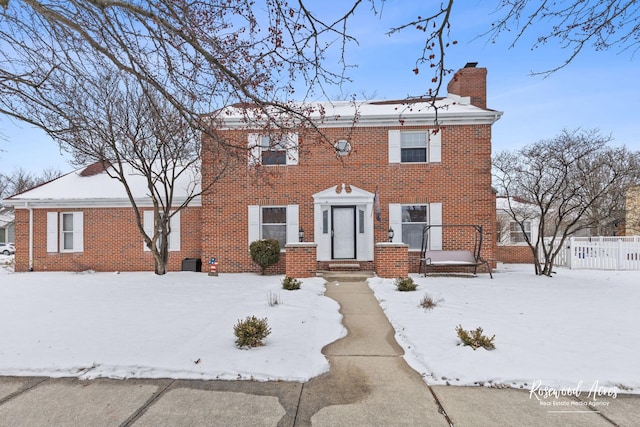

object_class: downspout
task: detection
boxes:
[27,202,34,271]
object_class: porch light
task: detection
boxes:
[388,227,395,242]
[298,228,305,242]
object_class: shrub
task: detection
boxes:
[282,276,302,290]
[234,315,271,348]
[249,239,281,275]
[395,277,417,292]
[456,325,496,350]
[420,293,440,310]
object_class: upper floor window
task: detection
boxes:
[401,132,427,163]
[388,129,441,164]
[249,133,298,166]
[261,135,287,165]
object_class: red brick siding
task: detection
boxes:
[375,243,409,278]
[13,207,201,272]
[285,244,317,278]
[497,245,535,264]
[201,123,496,273]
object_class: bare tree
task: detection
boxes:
[493,129,640,276]
[2,1,636,120]
[10,64,232,274]
[0,166,62,198]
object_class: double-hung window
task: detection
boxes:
[248,133,299,166]
[389,203,442,250]
[388,129,441,163]
[400,132,427,163]
[248,204,299,250]
[261,207,287,248]
[143,210,181,251]
[510,220,531,243]
[401,205,428,250]
[261,135,287,165]
[47,211,84,253]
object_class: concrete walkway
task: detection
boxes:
[0,272,638,426]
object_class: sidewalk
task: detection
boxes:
[0,273,637,426]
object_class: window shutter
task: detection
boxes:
[388,204,401,243]
[248,205,260,247]
[429,130,441,163]
[72,212,84,253]
[388,130,401,163]
[286,133,299,165]
[429,203,443,250]
[248,133,261,166]
[143,210,154,252]
[286,204,299,244]
[170,211,181,251]
[47,212,58,252]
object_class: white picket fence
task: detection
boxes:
[543,236,640,270]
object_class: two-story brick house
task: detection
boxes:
[4,63,501,274]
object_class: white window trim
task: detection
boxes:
[143,210,181,252]
[248,204,299,251]
[389,203,442,250]
[388,129,441,164]
[248,133,299,166]
[46,212,83,253]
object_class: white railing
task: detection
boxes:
[541,236,640,270]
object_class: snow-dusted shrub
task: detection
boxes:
[282,276,301,290]
[249,239,280,275]
[456,325,495,350]
[395,277,417,292]
[234,316,271,349]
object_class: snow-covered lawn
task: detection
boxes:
[368,264,640,394]
[0,268,344,381]
[2,262,639,394]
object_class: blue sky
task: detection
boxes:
[1,1,638,176]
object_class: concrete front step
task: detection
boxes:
[319,271,375,283]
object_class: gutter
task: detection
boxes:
[27,202,33,271]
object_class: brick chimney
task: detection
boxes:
[447,62,487,109]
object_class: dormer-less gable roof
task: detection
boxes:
[3,162,201,208]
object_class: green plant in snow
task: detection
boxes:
[395,277,417,292]
[234,315,271,348]
[456,325,496,350]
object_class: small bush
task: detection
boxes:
[420,293,440,310]
[282,276,302,290]
[395,277,417,292]
[234,316,271,348]
[456,325,496,350]
[249,239,281,275]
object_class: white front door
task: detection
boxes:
[332,206,356,259]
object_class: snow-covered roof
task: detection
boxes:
[3,163,201,208]
[496,196,539,218]
[217,94,502,129]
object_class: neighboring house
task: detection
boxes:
[3,163,201,272]
[624,185,640,236]
[496,196,540,264]
[4,63,502,273]
[0,207,15,244]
